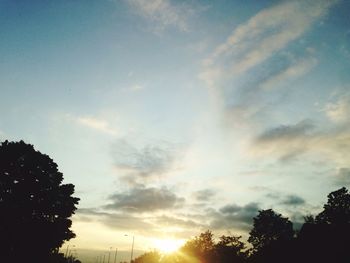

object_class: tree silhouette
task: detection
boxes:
[0,140,79,262]
[315,187,350,225]
[298,187,350,262]
[248,209,294,253]
[214,235,246,263]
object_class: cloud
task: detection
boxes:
[78,200,261,236]
[209,202,260,231]
[198,1,337,135]
[105,185,185,213]
[76,208,205,238]
[251,119,350,165]
[208,0,336,74]
[192,189,216,202]
[324,94,350,123]
[253,119,315,161]
[256,119,315,143]
[259,57,318,90]
[154,215,203,229]
[77,208,154,231]
[265,191,306,207]
[125,0,191,32]
[112,139,180,183]
[280,195,306,206]
[76,116,118,136]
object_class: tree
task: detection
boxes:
[315,187,350,225]
[0,140,80,262]
[181,230,215,263]
[297,187,350,262]
[248,209,294,253]
[214,235,246,263]
[132,251,161,263]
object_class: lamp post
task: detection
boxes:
[125,234,135,263]
[114,248,118,263]
[108,247,112,263]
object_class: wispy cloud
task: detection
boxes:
[208,0,336,74]
[324,94,350,123]
[105,185,185,213]
[125,0,192,32]
[76,116,118,136]
[198,0,337,137]
[251,119,350,165]
[259,57,318,91]
[256,119,315,143]
[111,139,182,184]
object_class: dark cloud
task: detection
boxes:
[105,185,185,213]
[193,189,216,202]
[111,139,179,183]
[266,192,306,207]
[76,208,154,231]
[252,118,350,164]
[256,119,315,143]
[77,201,261,236]
[251,119,316,161]
[219,204,242,214]
[280,195,306,206]
[209,202,260,231]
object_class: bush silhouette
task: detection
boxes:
[0,140,79,262]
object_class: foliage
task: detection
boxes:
[248,209,294,253]
[0,140,80,262]
[214,234,246,263]
[315,187,350,225]
[181,230,215,262]
[132,251,161,263]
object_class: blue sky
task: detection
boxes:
[1,0,350,261]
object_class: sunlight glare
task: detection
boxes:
[153,239,184,253]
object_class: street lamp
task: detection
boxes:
[125,234,135,263]
[114,248,118,263]
[108,247,112,263]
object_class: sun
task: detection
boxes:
[153,238,184,253]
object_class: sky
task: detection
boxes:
[1,0,350,261]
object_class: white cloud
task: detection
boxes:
[76,116,118,136]
[210,0,336,74]
[126,0,191,32]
